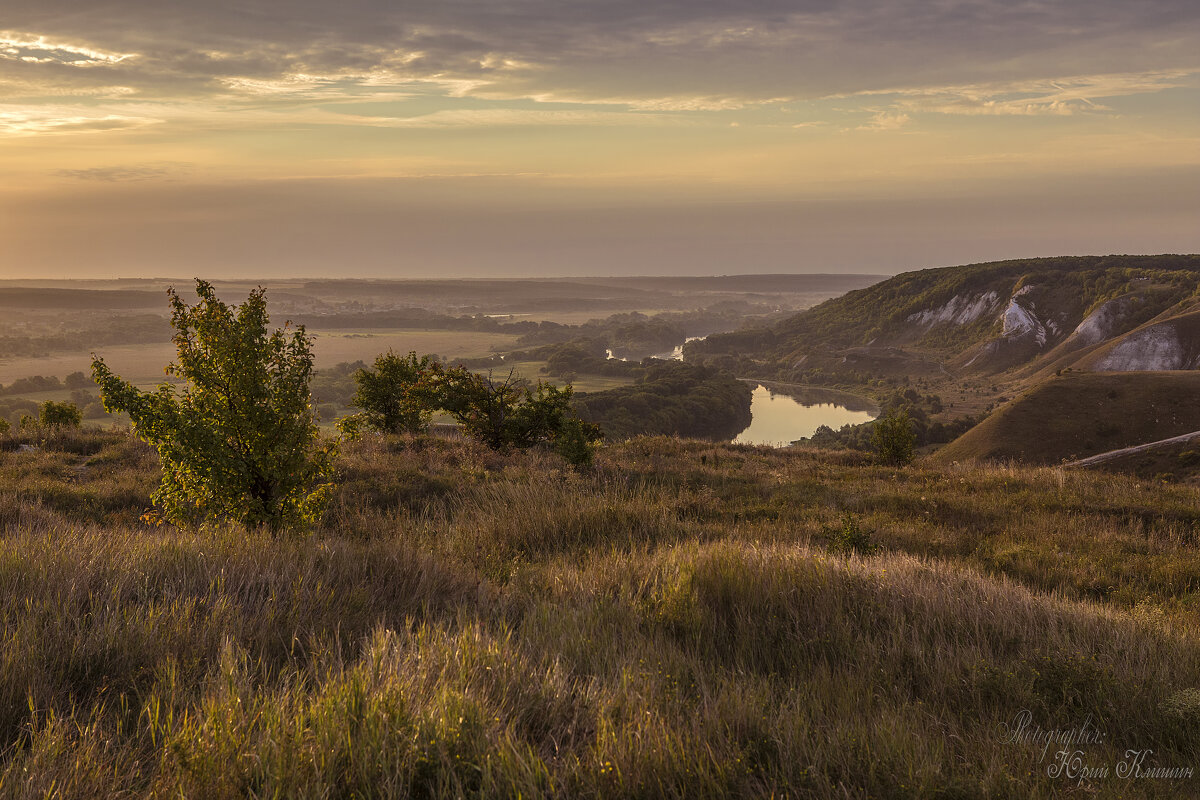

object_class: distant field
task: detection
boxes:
[308,329,518,367]
[0,343,179,387]
[0,330,518,387]
[488,359,636,394]
[483,309,674,325]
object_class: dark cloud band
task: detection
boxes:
[3,1,1198,105]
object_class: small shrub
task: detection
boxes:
[1176,449,1200,468]
[92,280,335,530]
[335,413,367,441]
[871,409,916,466]
[39,401,82,430]
[437,367,596,464]
[552,415,602,470]
[350,350,439,434]
[823,513,878,556]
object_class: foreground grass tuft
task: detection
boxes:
[0,431,1198,797]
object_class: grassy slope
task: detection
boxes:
[1079,434,1200,481]
[1,431,1199,797]
[929,372,1200,466]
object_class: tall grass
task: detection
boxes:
[0,431,1197,797]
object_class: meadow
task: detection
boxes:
[0,429,1196,797]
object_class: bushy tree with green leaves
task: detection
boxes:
[345,356,601,466]
[39,401,82,429]
[350,351,438,434]
[92,280,335,529]
[552,414,602,469]
[437,366,599,459]
[872,408,916,466]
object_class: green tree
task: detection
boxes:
[553,414,602,469]
[872,408,916,466]
[64,371,90,389]
[437,366,600,459]
[349,350,438,434]
[92,280,334,529]
[39,400,82,429]
[340,353,601,465]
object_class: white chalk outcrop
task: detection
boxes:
[1059,295,1144,352]
[1093,323,1196,371]
[1000,293,1047,347]
[906,291,999,328]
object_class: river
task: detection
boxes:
[733,383,877,447]
[604,336,877,446]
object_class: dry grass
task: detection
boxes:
[0,431,1197,797]
[931,371,1200,465]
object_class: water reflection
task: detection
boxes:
[733,384,876,447]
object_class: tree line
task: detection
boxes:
[572,361,753,441]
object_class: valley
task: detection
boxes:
[0,273,878,440]
[687,254,1200,471]
[2,259,1200,796]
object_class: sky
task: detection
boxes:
[1,0,1198,279]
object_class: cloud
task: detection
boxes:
[841,70,1196,120]
[857,111,911,131]
[0,32,134,66]
[53,163,191,182]
[323,107,689,128]
[0,1,1195,110]
[0,106,159,135]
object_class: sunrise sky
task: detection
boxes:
[2,0,1198,278]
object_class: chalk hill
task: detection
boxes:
[690,254,1200,380]
[687,254,1200,466]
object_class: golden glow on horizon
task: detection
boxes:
[0,1,1196,277]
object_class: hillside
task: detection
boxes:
[1074,308,1200,371]
[928,371,1200,465]
[1,429,1199,797]
[689,254,1200,388]
[686,254,1200,464]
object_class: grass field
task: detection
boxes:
[0,430,1196,797]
